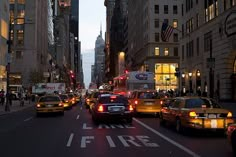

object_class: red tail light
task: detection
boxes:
[36,104,41,108]
[160,100,163,105]
[129,105,134,111]
[134,100,138,105]
[98,105,104,112]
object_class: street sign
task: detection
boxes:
[206,58,215,68]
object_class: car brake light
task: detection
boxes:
[37,104,41,107]
[189,111,197,117]
[86,98,90,102]
[110,96,117,99]
[59,103,63,107]
[227,112,233,118]
[160,100,163,105]
[129,105,134,111]
[134,100,138,105]
[98,105,104,112]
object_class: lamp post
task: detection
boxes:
[188,72,192,94]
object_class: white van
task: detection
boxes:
[9,85,25,100]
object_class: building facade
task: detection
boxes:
[180,0,236,100]
[127,0,182,91]
[0,0,9,91]
[9,0,50,89]
[93,29,105,87]
[104,0,115,82]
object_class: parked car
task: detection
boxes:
[90,94,133,124]
[227,124,236,155]
[159,96,234,133]
[36,94,64,116]
[128,90,162,116]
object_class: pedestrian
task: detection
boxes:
[0,89,5,105]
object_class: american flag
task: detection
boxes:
[161,21,174,42]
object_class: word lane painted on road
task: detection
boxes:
[82,123,135,130]
[80,135,159,148]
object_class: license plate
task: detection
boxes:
[108,106,123,112]
[47,105,53,107]
[208,114,216,118]
[145,102,153,105]
[211,119,217,128]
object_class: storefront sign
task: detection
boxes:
[225,11,236,37]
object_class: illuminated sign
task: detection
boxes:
[135,73,148,80]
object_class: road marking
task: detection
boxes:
[81,136,94,148]
[24,117,33,122]
[76,115,80,120]
[66,133,74,147]
[133,118,201,157]
[106,136,116,147]
[80,107,82,110]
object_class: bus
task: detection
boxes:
[113,71,155,96]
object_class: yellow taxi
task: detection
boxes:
[67,93,77,106]
[129,90,162,116]
[159,96,234,133]
[36,94,64,116]
[59,94,73,109]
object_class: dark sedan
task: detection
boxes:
[90,94,133,124]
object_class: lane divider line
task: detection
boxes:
[24,117,33,122]
[76,115,80,120]
[66,133,74,147]
[133,118,201,157]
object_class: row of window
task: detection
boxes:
[155,5,178,14]
[154,19,178,29]
[155,32,178,42]
[154,47,178,57]
[181,31,212,60]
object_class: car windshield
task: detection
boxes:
[185,98,221,108]
[59,95,68,100]
[39,96,60,102]
[99,95,128,104]
[137,92,159,99]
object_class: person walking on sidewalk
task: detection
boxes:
[5,91,12,111]
[0,89,5,105]
[18,92,24,107]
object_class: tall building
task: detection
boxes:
[127,0,182,91]
[93,28,105,87]
[70,0,84,89]
[180,0,236,100]
[0,0,9,91]
[104,0,115,82]
[109,0,127,77]
[9,0,50,89]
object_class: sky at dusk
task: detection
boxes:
[79,0,106,88]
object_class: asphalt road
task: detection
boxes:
[0,103,234,157]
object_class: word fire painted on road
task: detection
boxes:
[80,135,159,148]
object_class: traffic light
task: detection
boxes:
[174,67,180,77]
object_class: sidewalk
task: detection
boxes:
[0,100,35,116]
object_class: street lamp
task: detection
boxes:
[188,72,193,94]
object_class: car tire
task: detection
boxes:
[92,115,99,124]
[159,113,166,126]
[36,112,41,117]
[232,132,236,155]
[176,118,184,133]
